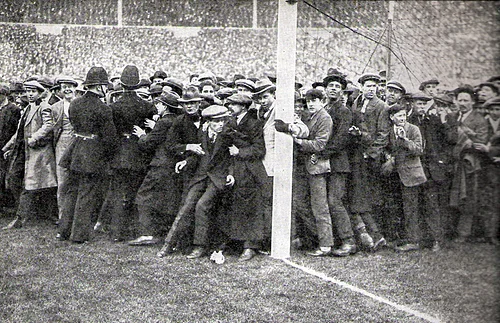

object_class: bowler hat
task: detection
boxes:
[323,74,347,89]
[82,66,109,86]
[162,78,184,96]
[225,93,253,107]
[201,105,231,119]
[253,78,276,95]
[178,86,203,103]
[419,78,440,91]
[358,73,381,85]
[482,96,500,109]
[235,79,256,92]
[386,80,406,94]
[23,80,46,92]
[150,70,168,82]
[156,92,180,109]
[120,65,141,88]
[410,91,433,101]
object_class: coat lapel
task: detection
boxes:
[25,103,41,126]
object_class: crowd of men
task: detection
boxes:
[0,65,498,262]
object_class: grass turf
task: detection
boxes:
[0,217,498,323]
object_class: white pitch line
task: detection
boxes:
[282,259,441,323]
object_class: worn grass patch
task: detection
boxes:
[0,215,498,323]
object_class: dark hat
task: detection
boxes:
[149,83,164,95]
[253,78,276,95]
[178,86,203,103]
[110,75,121,82]
[23,80,46,92]
[478,82,499,94]
[156,92,180,109]
[10,82,25,93]
[150,70,168,82]
[487,76,500,83]
[233,74,246,83]
[235,79,255,92]
[419,78,440,91]
[162,78,184,96]
[216,87,237,100]
[264,75,302,89]
[201,105,231,119]
[312,81,324,89]
[0,84,10,96]
[327,67,347,77]
[266,74,277,84]
[55,75,78,87]
[248,77,260,84]
[482,96,500,109]
[386,80,406,94]
[225,93,253,107]
[82,66,109,86]
[120,65,140,88]
[358,73,381,85]
[138,78,152,88]
[38,76,54,89]
[410,91,433,101]
[323,73,347,89]
[433,93,454,105]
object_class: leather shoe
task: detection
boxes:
[238,248,256,262]
[128,236,159,246]
[373,237,387,251]
[306,248,331,257]
[2,217,22,230]
[360,232,374,249]
[186,246,207,259]
[332,242,357,257]
[395,243,420,252]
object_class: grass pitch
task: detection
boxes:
[0,216,498,323]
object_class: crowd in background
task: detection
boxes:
[0,65,498,262]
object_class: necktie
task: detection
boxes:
[360,99,369,114]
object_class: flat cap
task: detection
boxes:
[386,80,406,94]
[225,93,253,107]
[358,73,381,85]
[410,91,433,101]
[23,80,46,92]
[419,78,440,91]
[201,105,231,119]
[482,96,500,108]
[235,79,256,92]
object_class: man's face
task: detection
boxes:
[488,105,500,120]
[294,101,307,119]
[362,80,378,100]
[25,88,41,102]
[478,86,496,102]
[306,98,324,114]
[61,83,76,101]
[413,99,428,115]
[326,81,342,100]
[201,85,215,98]
[227,102,244,117]
[155,102,166,116]
[390,109,407,127]
[182,101,200,115]
[256,91,275,111]
[208,118,226,133]
[455,92,474,114]
[423,83,437,96]
[152,78,163,84]
[386,87,403,105]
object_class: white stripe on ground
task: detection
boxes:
[282,259,441,323]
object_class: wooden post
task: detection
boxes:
[386,1,394,79]
[253,0,258,28]
[271,0,297,259]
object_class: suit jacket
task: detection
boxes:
[387,122,427,187]
[185,127,233,190]
[320,99,352,173]
[60,91,118,174]
[0,101,21,150]
[351,95,390,159]
[138,113,177,167]
[299,108,333,175]
[261,104,276,176]
[109,91,156,171]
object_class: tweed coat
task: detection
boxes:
[387,122,427,187]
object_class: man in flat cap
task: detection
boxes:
[101,65,156,242]
[225,93,267,261]
[128,93,184,246]
[2,80,57,230]
[57,66,118,243]
[386,80,406,107]
[0,84,21,209]
[170,105,235,260]
[349,73,390,248]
